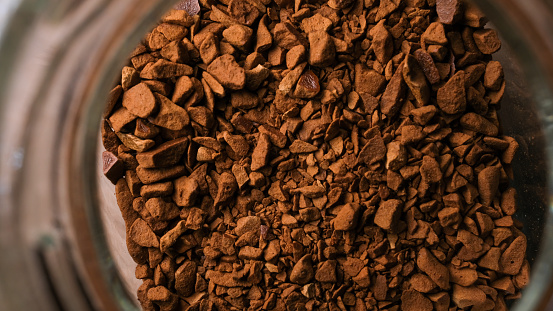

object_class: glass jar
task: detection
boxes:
[0,0,552,310]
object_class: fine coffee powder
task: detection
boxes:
[101,0,529,310]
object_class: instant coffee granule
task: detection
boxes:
[102,0,529,310]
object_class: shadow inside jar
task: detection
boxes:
[495,38,547,266]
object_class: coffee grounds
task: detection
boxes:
[102,0,529,310]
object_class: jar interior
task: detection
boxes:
[93,10,550,311]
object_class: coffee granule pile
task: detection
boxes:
[101,0,530,310]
